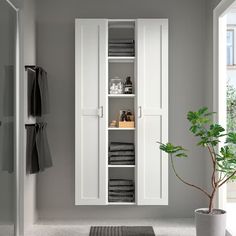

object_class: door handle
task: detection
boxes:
[138,106,142,118]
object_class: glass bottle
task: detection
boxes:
[124,76,133,94]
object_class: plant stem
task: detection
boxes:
[170,154,211,199]
[209,187,217,213]
[219,170,236,187]
[207,145,216,188]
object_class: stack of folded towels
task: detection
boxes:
[109,142,135,165]
[108,39,135,57]
[108,179,135,202]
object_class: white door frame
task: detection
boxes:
[213,0,236,210]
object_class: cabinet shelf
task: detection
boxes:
[108,94,135,98]
[108,57,135,63]
[108,202,136,205]
[108,127,135,131]
[108,165,135,168]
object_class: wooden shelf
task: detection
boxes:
[108,94,135,98]
[108,57,135,63]
[108,165,135,168]
[108,127,135,131]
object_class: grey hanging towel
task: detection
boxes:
[26,125,40,174]
[37,67,50,115]
[28,67,50,117]
[26,123,52,174]
[36,123,52,171]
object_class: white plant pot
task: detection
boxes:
[195,208,226,236]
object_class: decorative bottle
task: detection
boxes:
[124,76,133,94]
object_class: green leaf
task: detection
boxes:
[226,132,236,144]
[176,153,188,158]
[159,142,188,158]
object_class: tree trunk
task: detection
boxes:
[209,188,217,213]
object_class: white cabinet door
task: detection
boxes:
[137,19,168,205]
[75,19,107,205]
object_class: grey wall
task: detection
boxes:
[0,0,16,224]
[36,0,209,220]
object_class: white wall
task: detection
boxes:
[34,0,209,221]
[20,0,37,231]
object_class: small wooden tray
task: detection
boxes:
[119,121,135,128]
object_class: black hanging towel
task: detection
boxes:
[36,123,52,171]
[26,123,52,174]
[26,124,40,174]
[27,66,50,117]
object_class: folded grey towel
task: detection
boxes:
[109,52,135,56]
[109,39,135,44]
[109,142,134,151]
[108,197,134,202]
[109,161,135,165]
[109,151,135,156]
[109,156,135,161]
[109,179,134,186]
[109,192,134,197]
[109,186,135,191]
[109,43,134,48]
[109,48,135,53]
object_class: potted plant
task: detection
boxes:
[158,107,236,236]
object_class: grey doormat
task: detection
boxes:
[89,226,155,236]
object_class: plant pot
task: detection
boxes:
[195,208,226,236]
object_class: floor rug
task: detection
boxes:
[89,226,155,236]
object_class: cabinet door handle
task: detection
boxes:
[100,106,104,118]
[138,106,142,118]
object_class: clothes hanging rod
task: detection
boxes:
[25,65,36,71]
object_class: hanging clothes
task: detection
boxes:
[26,123,52,174]
[27,67,50,117]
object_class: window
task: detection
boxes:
[227,29,234,66]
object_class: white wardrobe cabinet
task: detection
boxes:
[75,19,168,205]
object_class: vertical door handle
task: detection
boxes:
[138,106,142,118]
[100,106,104,118]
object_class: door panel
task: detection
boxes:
[75,19,107,205]
[137,19,168,205]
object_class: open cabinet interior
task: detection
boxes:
[107,20,137,204]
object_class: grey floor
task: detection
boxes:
[24,219,196,236]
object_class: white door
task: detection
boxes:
[75,19,107,205]
[137,19,169,205]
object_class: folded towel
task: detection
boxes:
[109,156,135,161]
[109,192,134,197]
[109,39,135,44]
[109,186,135,191]
[108,196,134,202]
[109,151,135,156]
[109,179,134,186]
[109,52,135,56]
[109,142,134,151]
[109,43,134,48]
[109,48,135,53]
[109,161,135,164]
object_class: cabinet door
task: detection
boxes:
[75,19,107,205]
[137,19,168,205]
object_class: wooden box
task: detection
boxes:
[118,121,135,128]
